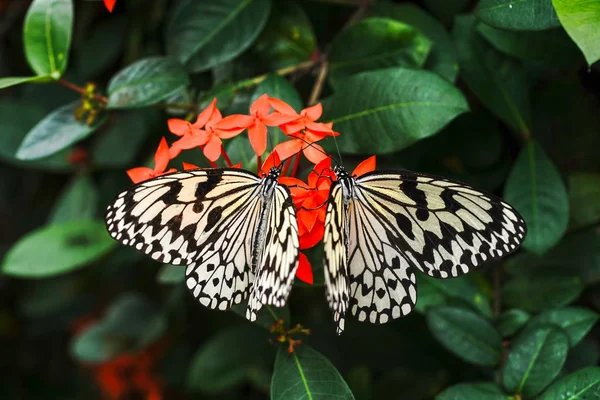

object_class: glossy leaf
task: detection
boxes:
[253,1,316,70]
[23,0,73,78]
[328,18,432,89]
[477,24,583,67]
[496,309,530,337]
[418,275,493,317]
[426,306,502,366]
[504,141,569,255]
[0,76,49,89]
[436,382,506,400]
[453,15,531,135]
[369,2,459,82]
[322,68,468,154]
[503,325,569,397]
[504,274,583,312]
[186,325,274,393]
[553,0,600,65]
[476,0,560,31]
[271,345,355,400]
[526,307,599,347]
[540,366,600,400]
[107,57,190,109]
[1,221,116,278]
[15,101,107,160]
[568,173,600,230]
[48,173,98,223]
[166,0,271,71]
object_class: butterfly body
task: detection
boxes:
[324,166,527,334]
[104,167,299,320]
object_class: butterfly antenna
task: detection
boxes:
[287,134,339,163]
[331,134,343,167]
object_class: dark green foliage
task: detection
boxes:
[1,0,599,399]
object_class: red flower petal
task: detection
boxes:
[268,97,299,116]
[299,221,324,249]
[298,208,318,232]
[262,113,299,126]
[273,140,303,161]
[153,137,171,173]
[248,122,268,156]
[171,131,209,152]
[281,119,305,135]
[308,157,332,186]
[251,94,271,117]
[167,119,192,136]
[216,114,254,130]
[302,103,322,121]
[194,98,217,128]
[352,155,377,177]
[303,142,328,164]
[182,162,199,170]
[127,167,154,184]
[103,0,117,12]
[260,151,282,176]
[203,136,222,162]
[231,162,243,168]
[295,252,313,284]
[216,126,246,139]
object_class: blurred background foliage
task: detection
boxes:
[1,0,600,399]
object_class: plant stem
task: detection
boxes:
[221,145,233,167]
[308,61,329,105]
[58,79,108,103]
[256,154,262,174]
[282,157,294,176]
[291,153,301,177]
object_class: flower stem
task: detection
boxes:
[58,79,108,103]
[308,61,329,106]
[291,153,301,177]
[221,145,233,167]
[256,154,262,174]
[282,157,294,176]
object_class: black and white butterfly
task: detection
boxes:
[323,166,527,334]
[104,167,299,321]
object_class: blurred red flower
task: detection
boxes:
[127,137,176,183]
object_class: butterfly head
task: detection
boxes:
[268,167,281,178]
[333,165,349,179]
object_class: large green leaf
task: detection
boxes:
[1,221,116,278]
[48,173,98,223]
[504,141,569,255]
[476,0,560,31]
[568,173,600,229]
[503,325,569,397]
[436,382,506,400]
[369,2,459,82]
[453,16,530,135]
[417,275,493,317]
[166,0,271,72]
[0,76,50,89]
[477,24,583,67]
[252,1,316,70]
[186,325,274,393]
[23,0,73,78]
[553,0,600,65]
[540,366,600,400]
[321,68,468,154]
[328,18,432,89]
[271,345,355,400]
[15,101,107,161]
[496,309,530,337]
[503,274,583,312]
[525,307,599,347]
[426,306,502,366]
[107,57,190,109]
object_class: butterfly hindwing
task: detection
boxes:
[247,185,299,320]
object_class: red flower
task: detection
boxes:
[127,137,176,184]
[352,155,377,177]
[296,252,313,284]
[103,0,117,12]
[216,94,297,156]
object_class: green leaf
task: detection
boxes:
[321,68,468,154]
[426,306,502,366]
[477,24,583,67]
[418,275,493,317]
[328,18,432,89]
[252,1,316,70]
[23,0,73,78]
[526,307,599,347]
[504,141,569,255]
[0,75,50,89]
[504,274,583,312]
[91,110,154,168]
[540,366,600,400]
[475,0,560,31]
[71,293,166,363]
[369,2,459,82]
[553,0,600,65]
[568,173,600,230]
[453,15,531,135]
[436,382,507,400]
[1,221,116,278]
[48,173,98,223]
[503,325,569,397]
[15,101,107,161]
[271,345,355,400]
[424,0,469,26]
[186,325,274,393]
[496,309,530,337]
[107,57,190,109]
[157,264,185,284]
[166,0,271,72]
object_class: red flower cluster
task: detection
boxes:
[127,95,371,284]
